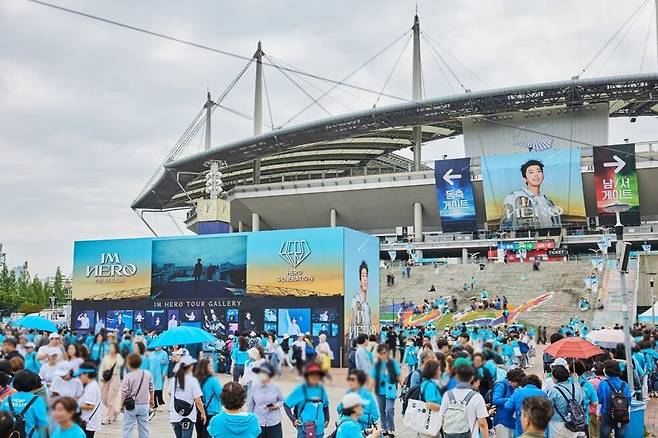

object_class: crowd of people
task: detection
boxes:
[0,316,653,438]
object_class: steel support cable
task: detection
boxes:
[267,55,352,111]
[424,38,457,93]
[423,36,468,92]
[262,65,276,130]
[26,0,407,101]
[264,54,332,117]
[217,104,274,128]
[276,31,412,128]
[578,0,649,76]
[639,2,656,72]
[422,32,491,89]
[596,2,648,76]
[373,34,412,108]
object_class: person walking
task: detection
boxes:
[546,363,585,438]
[370,345,402,437]
[492,368,525,438]
[75,363,102,438]
[231,337,249,383]
[505,374,548,436]
[315,334,333,379]
[354,335,373,375]
[99,343,123,425]
[438,364,489,438]
[0,370,48,438]
[147,346,168,410]
[336,369,379,432]
[284,363,330,438]
[207,382,261,438]
[596,360,632,438]
[247,362,284,438]
[169,354,206,438]
[89,335,106,366]
[120,354,154,438]
[194,358,223,438]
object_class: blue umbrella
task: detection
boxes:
[148,326,218,348]
[13,314,58,332]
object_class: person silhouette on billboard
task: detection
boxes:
[168,314,178,329]
[500,159,562,229]
[193,258,203,282]
[243,312,256,332]
[77,312,90,330]
[350,261,372,337]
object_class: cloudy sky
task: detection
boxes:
[1,0,657,277]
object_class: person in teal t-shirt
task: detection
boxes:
[336,370,379,431]
[370,345,402,436]
[207,382,260,438]
[1,370,48,438]
[336,392,381,438]
[50,397,86,438]
[284,363,329,438]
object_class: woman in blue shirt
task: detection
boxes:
[23,343,41,375]
[336,392,381,438]
[50,397,86,438]
[504,374,547,436]
[596,360,632,438]
[370,345,402,436]
[207,382,260,438]
[194,358,223,438]
[420,360,443,410]
[89,334,106,365]
[148,346,168,409]
[231,337,249,382]
[336,370,379,431]
[0,370,48,438]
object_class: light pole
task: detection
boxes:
[648,272,656,328]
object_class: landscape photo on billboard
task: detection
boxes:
[481,148,586,230]
[151,235,247,299]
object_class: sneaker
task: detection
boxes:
[148,410,156,421]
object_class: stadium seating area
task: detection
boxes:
[380,260,598,329]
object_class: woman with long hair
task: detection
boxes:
[99,342,123,425]
[51,396,86,438]
[66,344,84,371]
[193,359,222,438]
[0,361,15,403]
[169,354,206,438]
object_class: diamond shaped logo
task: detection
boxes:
[279,240,311,268]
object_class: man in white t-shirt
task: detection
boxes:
[38,349,61,388]
[439,363,489,438]
[75,363,103,436]
[37,333,65,364]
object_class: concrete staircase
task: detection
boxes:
[380,261,596,330]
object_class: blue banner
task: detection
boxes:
[434,158,477,232]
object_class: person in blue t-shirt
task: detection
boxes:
[336,370,379,431]
[0,370,48,438]
[50,397,86,438]
[492,368,525,437]
[419,360,443,409]
[402,339,418,371]
[597,360,632,438]
[284,363,329,438]
[370,345,402,436]
[207,382,260,438]
[504,374,548,436]
[194,358,223,438]
[335,392,381,438]
[23,343,41,375]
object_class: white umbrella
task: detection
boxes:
[586,329,636,349]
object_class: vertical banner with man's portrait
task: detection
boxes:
[481,149,586,230]
[593,144,641,226]
[434,158,477,232]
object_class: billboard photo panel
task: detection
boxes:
[481,149,586,230]
[593,143,641,225]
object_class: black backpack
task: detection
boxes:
[553,383,586,432]
[605,380,630,424]
[7,395,39,438]
[400,369,421,415]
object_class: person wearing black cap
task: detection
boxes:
[247,362,283,438]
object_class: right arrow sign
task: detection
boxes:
[603,154,626,174]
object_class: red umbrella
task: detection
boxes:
[544,337,606,359]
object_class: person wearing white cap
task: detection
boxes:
[241,347,265,393]
[37,333,64,364]
[169,354,206,438]
[335,392,380,438]
[542,358,569,393]
[50,362,84,400]
[38,348,61,388]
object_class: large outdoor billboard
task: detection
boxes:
[481,149,586,230]
[343,228,380,341]
[593,143,641,225]
[433,158,477,232]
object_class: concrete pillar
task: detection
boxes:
[413,202,423,242]
[462,247,468,264]
[238,220,244,233]
[252,213,260,232]
[330,209,337,227]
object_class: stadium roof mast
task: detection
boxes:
[412,14,423,171]
[204,92,213,150]
[253,41,264,184]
